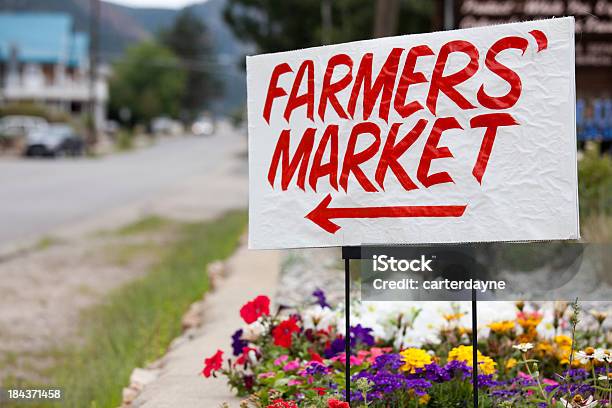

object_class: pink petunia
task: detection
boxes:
[330,353,363,366]
[274,355,289,366]
[542,378,558,387]
[283,359,301,371]
[258,371,276,379]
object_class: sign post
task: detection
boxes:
[247,17,578,406]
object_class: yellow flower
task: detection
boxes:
[488,320,515,334]
[458,326,472,336]
[517,311,543,330]
[517,330,537,344]
[506,358,517,369]
[536,341,553,355]
[554,335,573,348]
[478,356,497,375]
[418,394,430,405]
[443,312,466,322]
[400,348,432,373]
[447,345,497,375]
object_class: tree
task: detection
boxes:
[223,0,433,54]
[160,9,220,118]
[109,42,186,126]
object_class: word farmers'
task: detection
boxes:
[263,35,539,123]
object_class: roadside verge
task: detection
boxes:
[128,244,280,408]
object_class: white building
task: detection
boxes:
[0,13,107,128]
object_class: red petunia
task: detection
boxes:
[312,386,327,396]
[267,399,298,408]
[202,349,223,378]
[240,295,270,324]
[272,317,300,348]
[235,346,258,366]
[309,350,324,363]
[328,398,350,408]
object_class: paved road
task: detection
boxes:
[0,127,247,246]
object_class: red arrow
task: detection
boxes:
[305,194,467,234]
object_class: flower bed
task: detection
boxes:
[203,291,610,407]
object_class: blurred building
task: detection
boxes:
[0,13,107,126]
[437,0,612,145]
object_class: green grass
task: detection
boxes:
[33,236,63,251]
[115,130,135,152]
[7,211,246,408]
[115,215,171,236]
[107,241,164,266]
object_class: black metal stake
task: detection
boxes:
[472,288,478,408]
[344,255,351,405]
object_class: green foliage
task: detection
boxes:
[109,42,186,126]
[115,130,134,152]
[25,211,247,408]
[116,215,170,236]
[578,145,612,217]
[224,0,434,54]
[0,102,70,123]
[160,8,221,117]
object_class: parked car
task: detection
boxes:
[191,116,215,136]
[24,124,84,157]
[0,115,48,148]
[103,120,120,135]
[151,117,183,136]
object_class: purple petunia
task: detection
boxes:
[419,362,452,382]
[350,324,375,347]
[312,288,330,308]
[444,360,472,380]
[372,353,404,371]
[324,337,346,358]
[351,370,432,402]
[472,374,502,389]
[231,329,248,356]
[303,361,331,376]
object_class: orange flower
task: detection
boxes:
[517,311,543,330]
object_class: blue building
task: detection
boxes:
[0,13,107,124]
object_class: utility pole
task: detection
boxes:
[321,0,333,45]
[88,0,100,150]
[444,0,455,30]
[373,0,400,38]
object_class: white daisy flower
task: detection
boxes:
[575,347,597,365]
[597,373,612,382]
[242,318,266,341]
[513,342,534,353]
[592,348,609,363]
[559,395,598,407]
[302,305,336,332]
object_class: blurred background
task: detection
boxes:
[0,1,610,407]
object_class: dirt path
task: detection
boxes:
[0,225,178,383]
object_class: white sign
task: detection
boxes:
[247,18,579,249]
